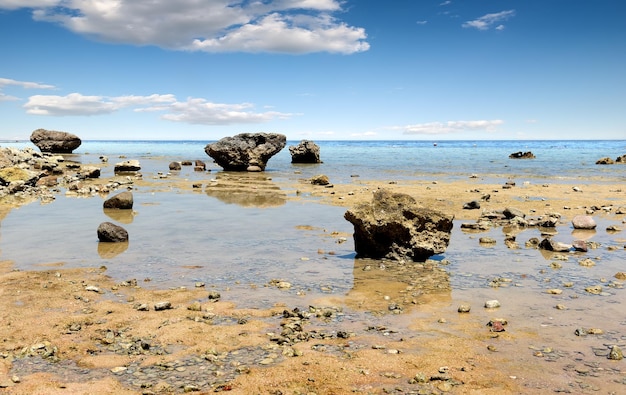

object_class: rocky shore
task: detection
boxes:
[1,146,625,394]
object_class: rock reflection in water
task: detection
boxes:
[97,241,129,259]
[344,258,451,313]
[103,208,136,224]
[204,172,286,207]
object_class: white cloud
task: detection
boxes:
[399,120,504,135]
[22,92,293,125]
[0,77,56,90]
[0,0,368,54]
[462,10,515,31]
[416,20,428,25]
[159,98,293,125]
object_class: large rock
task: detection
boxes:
[103,191,133,209]
[289,140,321,163]
[344,189,454,262]
[97,222,129,242]
[30,129,81,153]
[114,160,141,173]
[204,133,286,171]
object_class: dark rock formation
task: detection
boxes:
[169,162,182,170]
[97,222,129,242]
[114,160,141,173]
[616,154,626,163]
[463,200,480,210]
[194,160,206,171]
[103,191,133,210]
[204,133,286,171]
[289,140,321,163]
[509,151,535,159]
[596,157,615,165]
[30,129,81,153]
[344,189,454,262]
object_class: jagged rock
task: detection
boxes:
[0,167,41,187]
[103,191,133,210]
[572,215,596,230]
[538,238,571,252]
[204,133,286,171]
[194,160,206,171]
[79,166,101,179]
[344,189,454,261]
[30,128,81,153]
[289,140,321,163]
[97,222,129,242]
[616,154,626,163]
[310,174,330,185]
[503,207,525,219]
[509,151,535,159]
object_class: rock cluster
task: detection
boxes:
[595,154,626,164]
[30,128,81,153]
[344,189,454,261]
[204,133,286,171]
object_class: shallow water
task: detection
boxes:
[2,141,626,392]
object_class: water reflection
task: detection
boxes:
[97,241,129,259]
[344,258,451,312]
[103,208,136,224]
[204,172,286,207]
[571,228,597,240]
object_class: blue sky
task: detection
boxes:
[0,0,624,141]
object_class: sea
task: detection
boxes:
[0,139,625,307]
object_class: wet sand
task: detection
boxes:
[0,169,625,394]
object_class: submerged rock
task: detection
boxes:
[572,215,596,230]
[344,189,454,262]
[103,191,134,210]
[509,151,535,159]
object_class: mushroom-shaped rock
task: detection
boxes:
[103,191,134,210]
[204,133,286,171]
[344,189,454,262]
[30,129,81,153]
[289,140,321,163]
[97,222,129,242]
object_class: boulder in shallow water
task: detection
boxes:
[103,191,133,210]
[30,128,81,153]
[114,160,141,173]
[204,133,286,171]
[344,189,454,262]
[97,222,129,242]
[572,215,596,230]
[289,140,321,163]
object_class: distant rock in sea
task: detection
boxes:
[204,133,286,171]
[509,151,535,159]
[289,140,322,163]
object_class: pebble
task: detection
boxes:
[547,289,563,295]
[608,345,624,360]
[154,301,172,311]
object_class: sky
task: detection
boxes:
[0,0,625,141]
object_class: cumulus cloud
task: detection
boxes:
[399,120,504,135]
[0,0,369,54]
[22,92,293,125]
[462,10,515,30]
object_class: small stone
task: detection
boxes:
[585,285,602,295]
[555,304,566,310]
[457,304,471,313]
[154,301,172,311]
[608,345,624,360]
[207,291,221,300]
[111,366,127,374]
[615,272,626,280]
[484,300,501,309]
[547,289,563,295]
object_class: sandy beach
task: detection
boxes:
[1,168,625,394]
